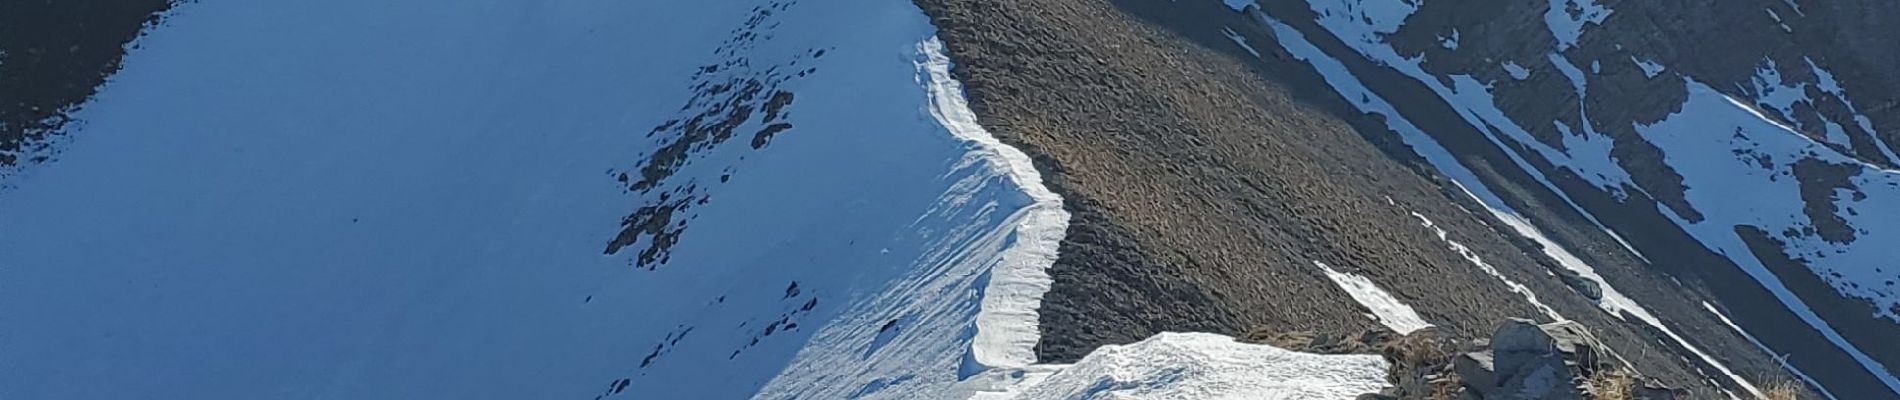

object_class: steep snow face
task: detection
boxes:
[757,37,1072,399]
[0,1,1066,399]
[980,333,1390,400]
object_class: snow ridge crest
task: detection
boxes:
[916,36,1072,373]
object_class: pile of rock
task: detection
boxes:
[1359,319,1684,400]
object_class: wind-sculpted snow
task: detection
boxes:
[0,0,1070,398]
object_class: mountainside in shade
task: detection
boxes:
[0,1,1079,398]
[1234,0,1900,397]
[2,0,1401,398]
[0,0,171,169]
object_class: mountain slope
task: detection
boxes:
[1236,0,1900,397]
[913,0,1886,397]
[11,0,1896,398]
[0,1,1066,398]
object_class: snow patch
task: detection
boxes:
[1412,211,1568,323]
[1316,261,1433,334]
[1632,56,1666,78]
[1746,59,1846,147]
[1307,0,1420,44]
[1544,0,1611,50]
[1802,58,1900,162]
[1503,61,1531,80]
[982,333,1390,400]
[1766,9,1794,33]
[1222,27,1263,58]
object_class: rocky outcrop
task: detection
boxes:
[1462,319,1681,400]
[0,0,174,169]
[1354,319,1685,400]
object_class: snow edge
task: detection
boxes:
[917,36,1072,372]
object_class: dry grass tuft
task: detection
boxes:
[1378,330,1449,367]
[1758,380,1803,400]
[1587,370,1636,400]
[1425,372,1464,400]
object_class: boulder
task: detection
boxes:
[1634,377,1688,400]
[1452,351,1497,391]
[1553,268,1605,301]
[1469,319,1616,400]
[1488,319,1549,375]
[1344,319,1686,399]
[1495,354,1581,400]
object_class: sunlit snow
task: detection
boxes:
[981,333,1389,400]
[1316,261,1433,334]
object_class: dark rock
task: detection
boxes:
[1462,319,1654,400]
[1453,351,1497,392]
[1634,378,1688,400]
[1335,320,1684,399]
[1494,353,1580,400]
[1488,319,1549,375]
[1553,268,1604,301]
[1490,319,1609,377]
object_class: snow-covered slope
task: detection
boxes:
[0,1,1404,399]
[0,0,1070,398]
